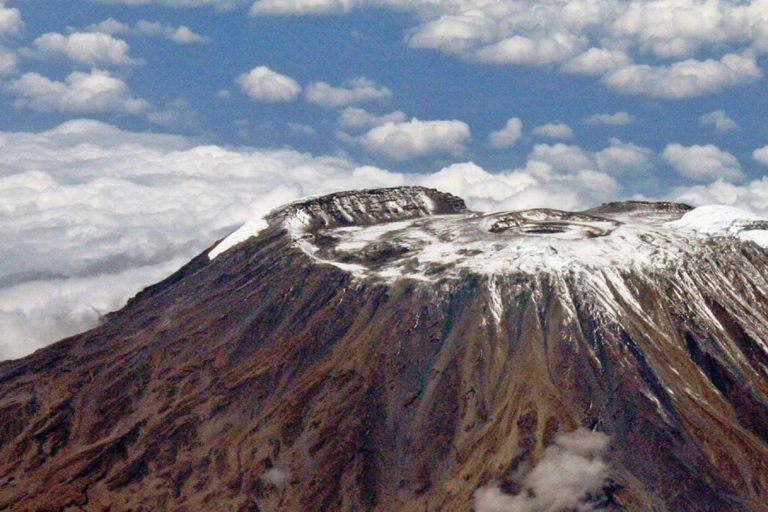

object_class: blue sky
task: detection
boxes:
[2,0,768,358]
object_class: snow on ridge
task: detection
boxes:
[208,218,268,259]
[209,186,465,260]
[209,191,768,266]
[666,205,768,248]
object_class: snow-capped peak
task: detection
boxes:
[209,188,768,281]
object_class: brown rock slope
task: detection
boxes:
[1,187,768,511]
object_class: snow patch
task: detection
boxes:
[208,218,267,259]
[666,205,768,248]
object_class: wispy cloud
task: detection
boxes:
[699,110,738,132]
[82,18,211,44]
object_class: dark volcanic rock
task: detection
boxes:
[1,187,768,511]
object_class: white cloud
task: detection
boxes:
[30,32,143,66]
[584,111,633,125]
[250,0,357,15]
[245,0,768,99]
[4,69,152,114]
[663,143,743,182]
[610,0,761,59]
[236,66,302,102]
[529,139,653,177]
[84,18,211,44]
[488,118,523,149]
[418,162,538,203]
[90,0,240,7]
[416,161,620,212]
[532,123,574,139]
[406,11,497,54]
[699,110,737,132]
[136,20,210,43]
[595,138,654,175]
[474,428,610,512]
[754,145,768,167]
[357,118,471,159]
[305,77,392,108]
[337,107,406,130]
[529,143,593,172]
[0,2,23,37]
[604,52,762,98]
[0,47,15,74]
[671,176,768,214]
[562,47,631,75]
[0,259,186,361]
[476,33,585,65]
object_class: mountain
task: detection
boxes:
[2,186,768,511]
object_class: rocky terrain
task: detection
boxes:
[1,186,768,511]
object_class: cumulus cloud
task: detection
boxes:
[29,32,143,66]
[663,143,743,182]
[337,107,406,130]
[416,161,619,212]
[753,145,768,167]
[305,77,392,108]
[488,118,523,149]
[670,177,768,215]
[529,143,593,173]
[532,123,574,139]
[611,0,743,59]
[4,69,152,113]
[584,111,633,126]
[236,66,302,102]
[474,428,610,512]
[562,47,631,75]
[247,0,768,98]
[603,53,761,98]
[595,139,654,175]
[356,118,471,159]
[529,139,653,178]
[0,2,23,37]
[406,11,497,54]
[699,110,737,132]
[476,33,585,65]
[83,18,211,44]
[0,121,639,359]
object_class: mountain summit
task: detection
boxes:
[2,186,768,511]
